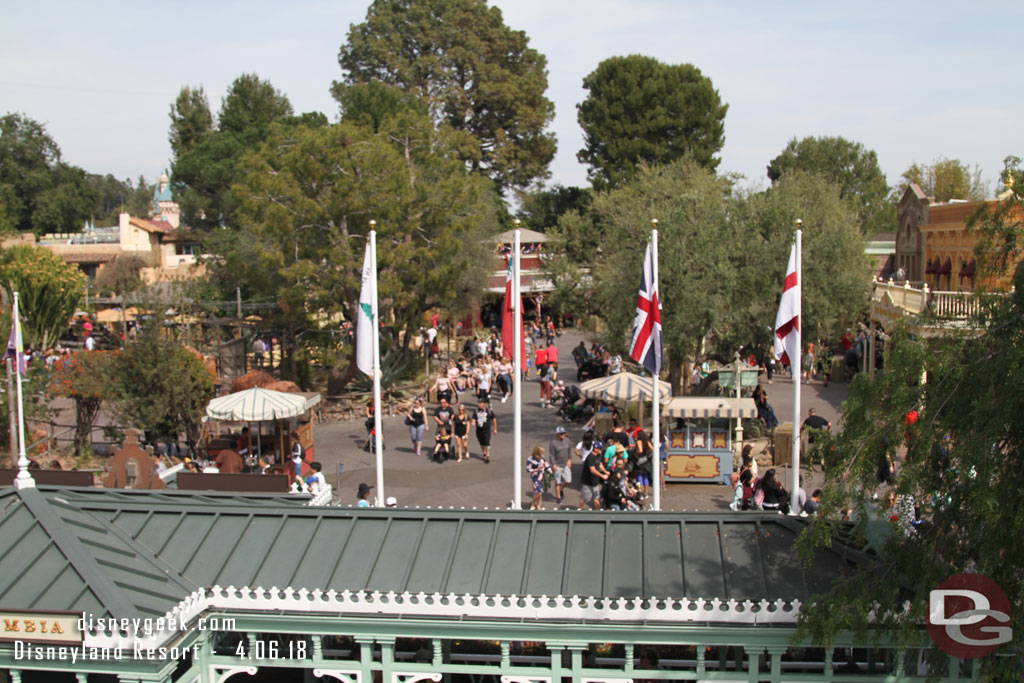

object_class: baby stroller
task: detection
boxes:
[576,357,607,382]
[558,389,591,423]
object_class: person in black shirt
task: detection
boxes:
[802,408,832,443]
[474,399,498,463]
[578,443,609,510]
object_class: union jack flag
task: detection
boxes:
[629,242,662,375]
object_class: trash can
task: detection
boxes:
[773,421,794,466]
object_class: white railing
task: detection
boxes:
[929,291,982,319]
[159,463,184,481]
[872,280,929,315]
[306,484,333,507]
[872,280,1009,321]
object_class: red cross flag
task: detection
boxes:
[773,242,800,367]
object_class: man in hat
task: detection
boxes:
[548,426,572,504]
[356,482,374,507]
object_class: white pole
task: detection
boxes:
[790,225,802,514]
[12,292,34,490]
[651,225,661,512]
[370,227,385,506]
[513,225,523,509]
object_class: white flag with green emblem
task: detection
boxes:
[356,242,376,376]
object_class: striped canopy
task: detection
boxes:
[206,387,320,422]
[579,372,670,402]
[662,396,757,420]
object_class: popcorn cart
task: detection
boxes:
[661,397,758,484]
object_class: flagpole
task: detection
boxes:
[650,223,662,512]
[790,222,802,514]
[513,223,523,509]
[12,292,34,490]
[370,224,385,506]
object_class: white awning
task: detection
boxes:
[206,387,321,422]
[662,396,758,419]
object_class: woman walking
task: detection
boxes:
[406,397,427,457]
[453,403,470,461]
[526,445,550,510]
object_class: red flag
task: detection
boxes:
[501,258,525,361]
[773,243,800,367]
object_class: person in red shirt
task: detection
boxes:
[534,346,547,378]
[546,342,558,377]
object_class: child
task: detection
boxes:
[304,461,326,493]
[433,425,453,463]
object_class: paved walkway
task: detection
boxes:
[313,329,848,510]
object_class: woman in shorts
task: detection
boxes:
[526,445,549,509]
[453,403,470,461]
[406,398,427,457]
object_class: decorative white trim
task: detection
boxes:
[393,673,442,683]
[313,669,362,683]
[82,585,802,651]
[211,665,257,683]
[500,677,550,683]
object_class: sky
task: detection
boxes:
[2,1,1022,194]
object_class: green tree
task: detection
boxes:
[796,294,1024,680]
[168,86,214,162]
[124,175,155,218]
[335,80,429,133]
[0,245,84,349]
[170,75,294,230]
[516,184,591,233]
[1,113,99,234]
[217,74,292,135]
[572,159,737,391]
[796,166,1024,679]
[336,0,556,192]
[83,173,135,225]
[221,107,496,391]
[108,328,215,455]
[767,136,893,236]
[898,156,988,202]
[577,55,727,189]
[743,171,872,346]
[557,162,869,391]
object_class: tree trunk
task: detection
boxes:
[667,347,684,396]
[74,397,101,457]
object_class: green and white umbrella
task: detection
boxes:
[206,387,320,422]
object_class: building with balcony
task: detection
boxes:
[895,183,1021,293]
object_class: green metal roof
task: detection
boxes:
[0,486,869,627]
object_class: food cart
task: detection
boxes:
[661,396,758,484]
[205,386,321,471]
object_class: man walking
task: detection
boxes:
[474,399,498,463]
[548,426,572,504]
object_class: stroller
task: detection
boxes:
[576,357,607,382]
[558,387,591,423]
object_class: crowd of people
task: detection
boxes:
[518,419,659,511]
